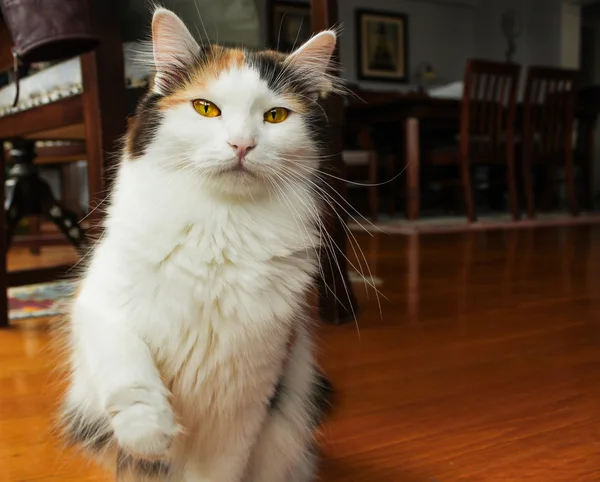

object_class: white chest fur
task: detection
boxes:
[77,159,319,429]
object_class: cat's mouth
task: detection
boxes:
[219,162,258,178]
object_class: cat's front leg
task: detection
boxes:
[108,383,180,459]
[69,295,181,461]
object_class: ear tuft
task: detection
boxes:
[152,8,200,92]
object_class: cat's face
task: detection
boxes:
[125,8,338,198]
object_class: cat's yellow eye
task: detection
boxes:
[264,107,290,124]
[192,99,221,118]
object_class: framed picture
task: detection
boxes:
[356,9,409,82]
[268,1,311,52]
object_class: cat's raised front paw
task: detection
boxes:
[108,387,181,460]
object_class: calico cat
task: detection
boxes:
[60,7,340,482]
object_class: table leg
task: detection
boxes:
[406,234,419,324]
[0,143,8,328]
[405,118,420,221]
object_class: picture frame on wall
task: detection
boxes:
[356,9,409,82]
[268,1,311,53]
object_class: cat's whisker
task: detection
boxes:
[275,12,288,52]
[278,160,383,235]
[278,167,382,300]
[281,162,386,236]
[79,192,111,224]
[278,164,384,306]
[191,1,211,46]
[275,175,364,327]
[276,169,372,285]
[262,164,358,318]
[265,168,326,283]
[287,152,409,190]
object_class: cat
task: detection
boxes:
[60,7,340,482]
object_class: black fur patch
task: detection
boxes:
[62,407,113,451]
[268,371,333,429]
[246,51,313,99]
[268,378,285,410]
[117,450,171,479]
[127,93,164,159]
[309,372,333,428]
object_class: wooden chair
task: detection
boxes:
[521,66,579,218]
[573,85,600,210]
[344,85,397,219]
[341,115,380,220]
[424,59,521,222]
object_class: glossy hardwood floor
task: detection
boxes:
[2,226,600,481]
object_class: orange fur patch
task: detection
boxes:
[159,47,246,110]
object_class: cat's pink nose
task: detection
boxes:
[228,140,256,160]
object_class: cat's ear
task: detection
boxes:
[285,30,336,77]
[285,30,337,96]
[152,8,199,92]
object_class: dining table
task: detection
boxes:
[345,94,460,221]
[346,91,599,221]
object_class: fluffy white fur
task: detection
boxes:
[63,8,336,482]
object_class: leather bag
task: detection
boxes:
[0,0,100,105]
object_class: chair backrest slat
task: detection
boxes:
[522,66,578,160]
[460,59,521,162]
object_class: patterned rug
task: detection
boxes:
[9,280,75,320]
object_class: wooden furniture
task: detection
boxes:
[342,114,381,220]
[345,86,402,218]
[4,139,87,255]
[346,95,460,220]
[522,66,579,218]
[574,86,600,209]
[5,140,88,252]
[423,59,521,221]
[346,76,597,221]
[343,149,379,220]
[0,0,127,328]
[37,141,88,220]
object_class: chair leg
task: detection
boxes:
[368,151,379,221]
[0,146,8,328]
[541,166,554,212]
[507,154,520,221]
[522,158,535,219]
[565,148,579,217]
[386,154,395,218]
[460,156,476,222]
[586,163,595,211]
[28,216,41,255]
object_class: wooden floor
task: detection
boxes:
[2,226,600,481]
